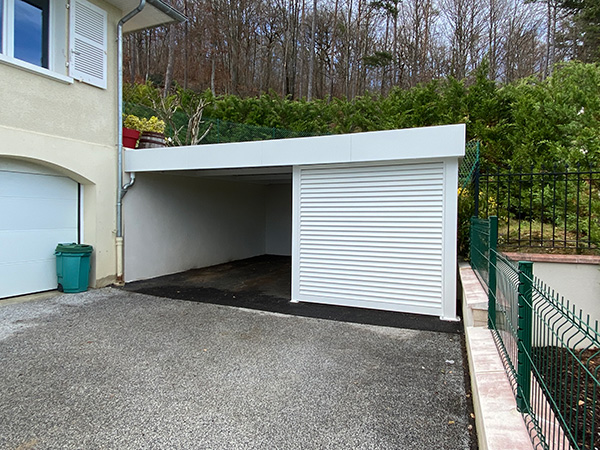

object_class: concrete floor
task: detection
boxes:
[127,255,292,300]
[124,255,462,334]
[0,288,475,449]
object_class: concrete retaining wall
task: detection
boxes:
[504,253,600,326]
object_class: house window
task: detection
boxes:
[14,0,49,68]
[0,0,106,87]
[0,0,68,82]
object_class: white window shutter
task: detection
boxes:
[69,0,107,89]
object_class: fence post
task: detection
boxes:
[488,216,498,329]
[470,216,476,263]
[473,159,480,217]
[517,260,533,412]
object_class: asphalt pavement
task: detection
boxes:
[0,288,474,449]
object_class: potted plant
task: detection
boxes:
[122,115,142,148]
[136,116,167,148]
[122,115,167,148]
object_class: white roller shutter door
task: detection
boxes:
[0,161,78,298]
[293,161,445,316]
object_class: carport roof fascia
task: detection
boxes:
[124,124,466,173]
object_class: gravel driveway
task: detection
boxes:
[0,288,474,449]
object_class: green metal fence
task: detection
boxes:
[470,217,491,287]
[474,165,600,254]
[471,216,600,449]
[457,141,481,256]
[199,117,318,144]
[124,101,321,145]
[459,140,480,191]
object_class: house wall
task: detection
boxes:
[265,184,292,256]
[123,173,267,282]
[0,0,122,287]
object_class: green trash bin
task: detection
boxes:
[55,243,93,293]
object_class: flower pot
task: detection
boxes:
[122,127,140,148]
[137,131,166,149]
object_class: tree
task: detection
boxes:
[307,0,318,100]
[441,0,484,80]
[559,0,600,61]
[122,0,576,99]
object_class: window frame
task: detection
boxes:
[0,0,4,51]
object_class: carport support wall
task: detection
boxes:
[441,158,459,321]
[123,173,268,282]
[265,184,292,256]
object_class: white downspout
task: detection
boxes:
[116,0,145,284]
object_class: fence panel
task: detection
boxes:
[492,251,521,396]
[124,101,321,146]
[528,277,600,450]
[459,141,480,190]
[476,166,600,255]
[470,217,490,287]
[471,217,600,449]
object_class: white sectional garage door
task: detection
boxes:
[0,160,78,298]
[293,161,445,316]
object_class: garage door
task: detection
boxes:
[0,160,79,298]
[293,161,445,316]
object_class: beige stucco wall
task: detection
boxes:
[0,0,124,287]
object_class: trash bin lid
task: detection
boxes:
[55,243,93,254]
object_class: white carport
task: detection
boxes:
[123,124,465,320]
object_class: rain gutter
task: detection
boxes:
[116,0,146,284]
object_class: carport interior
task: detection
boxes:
[123,166,293,289]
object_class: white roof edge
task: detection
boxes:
[145,0,186,23]
[106,0,186,33]
[124,124,466,173]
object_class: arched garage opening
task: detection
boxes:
[0,158,81,298]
